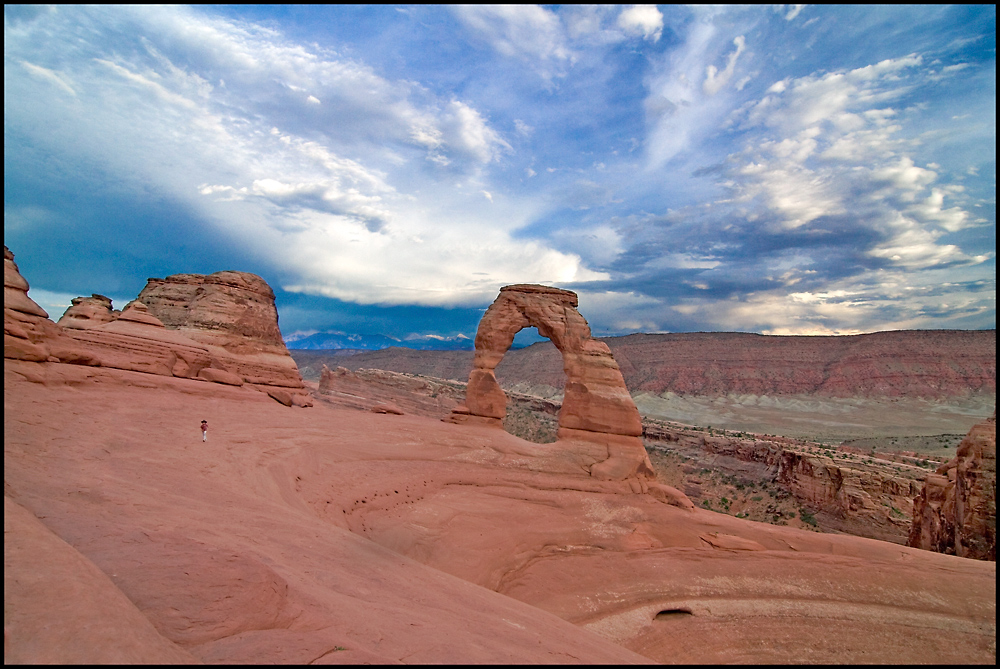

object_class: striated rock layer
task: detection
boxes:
[5,246,102,367]
[3,246,309,407]
[909,410,996,560]
[56,294,118,330]
[450,285,662,485]
[315,329,995,400]
[137,272,306,393]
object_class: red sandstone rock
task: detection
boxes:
[266,387,294,407]
[56,294,118,330]
[117,300,167,327]
[4,247,310,405]
[909,410,996,560]
[4,497,198,664]
[4,247,48,319]
[453,284,654,484]
[197,367,244,386]
[138,272,285,353]
[4,247,102,367]
[4,347,996,664]
[137,271,309,401]
[371,402,405,415]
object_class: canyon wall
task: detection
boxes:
[294,329,995,399]
[642,422,926,544]
[908,411,996,560]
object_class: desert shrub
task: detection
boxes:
[800,509,818,526]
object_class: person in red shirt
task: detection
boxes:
[201,420,208,442]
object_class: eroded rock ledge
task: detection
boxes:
[909,410,996,560]
[4,246,310,406]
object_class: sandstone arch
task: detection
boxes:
[451,284,655,481]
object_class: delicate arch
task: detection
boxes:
[453,284,651,480]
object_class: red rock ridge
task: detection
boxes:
[297,329,995,400]
[3,246,309,406]
[515,331,997,398]
[137,272,306,394]
[908,410,996,560]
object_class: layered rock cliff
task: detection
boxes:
[304,330,995,400]
[507,331,997,398]
[908,411,996,560]
[642,421,927,543]
[136,272,305,392]
[4,246,309,406]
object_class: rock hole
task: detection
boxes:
[654,608,693,621]
[499,327,558,444]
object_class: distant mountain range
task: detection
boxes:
[284,332,474,351]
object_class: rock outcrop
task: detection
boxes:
[909,411,996,560]
[642,421,928,543]
[56,294,118,330]
[4,246,309,406]
[136,272,307,397]
[4,247,101,366]
[450,285,657,483]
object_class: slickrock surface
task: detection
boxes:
[450,284,654,483]
[5,359,996,664]
[909,411,997,560]
[4,246,309,406]
[313,366,948,546]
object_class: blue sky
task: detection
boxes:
[4,5,995,343]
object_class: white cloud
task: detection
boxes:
[643,9,746,167]
[784,5,806,22]
[724,54,981,262]
[703,36,746,96]
[452,5,573,80]
[617,5,663,42]
[19,61,76,96]
[4,5,600,308]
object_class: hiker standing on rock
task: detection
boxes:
[201,420,208,442]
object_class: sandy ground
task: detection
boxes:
[4,360,996,664]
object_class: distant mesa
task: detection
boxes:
[3,246,310,406]
[449,284,683,497]
[909,409,996,561]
